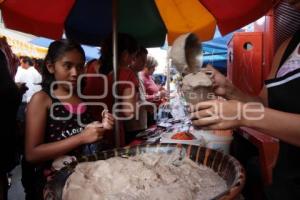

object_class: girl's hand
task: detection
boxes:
[101,110,115,130]
[81,121,105,144]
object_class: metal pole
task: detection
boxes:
[165,36,171,100]
[167,58,171,98]
[112,0,120,147]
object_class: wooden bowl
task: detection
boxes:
[44,144,245,200]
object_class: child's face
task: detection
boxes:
[48,49,85,90]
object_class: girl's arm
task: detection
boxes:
[25,91,105,164]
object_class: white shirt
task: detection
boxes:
[14,66,42,103]
[277,43,300,78]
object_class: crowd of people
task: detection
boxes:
[0,33,168,199]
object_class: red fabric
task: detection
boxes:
[0,0,75,39]
[140,71,159,97]
[129,139,144,146]
[199,0,277,35]
[106,67,139,116]
[106,68,139,111]
[107,67,139,96]
[106,67,139,146]
[139,71,164,106]
[83,62,108,120]
[84,67,138,147]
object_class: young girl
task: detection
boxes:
[24,39,114,199]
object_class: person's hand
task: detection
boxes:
[153,91,164,101]
[81,121,105,144]
[204,65,234,99]
[189,99,245,130]
[159,86,165,91]
[101,110,115,130]
[159,90,168,98]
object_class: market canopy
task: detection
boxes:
[0,0,278,47]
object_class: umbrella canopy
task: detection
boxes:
[0,0,278,47]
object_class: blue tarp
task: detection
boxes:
[29,37,100,61]
[202,28,243,71]
[202,28,233,70]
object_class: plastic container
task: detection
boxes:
[192,129,233,154]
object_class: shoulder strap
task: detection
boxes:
[42,89,59,103]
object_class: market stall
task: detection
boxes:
[0,1,284,200]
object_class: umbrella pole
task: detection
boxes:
[112,0,120,148]
[166,42,171,100]
[166,57,171,99]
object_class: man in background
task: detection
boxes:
[14,56,42,122]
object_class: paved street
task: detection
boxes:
[8,165,25,200]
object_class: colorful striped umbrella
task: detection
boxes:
[0,0,278,47]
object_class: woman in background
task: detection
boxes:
[139,56,167,126]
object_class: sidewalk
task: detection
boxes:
[8,165,25,200]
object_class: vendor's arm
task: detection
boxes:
[206,65,265,104]
[25,91,110,164]
[246,107,300,147]
[190,100,300,147]
[208,36,292,106]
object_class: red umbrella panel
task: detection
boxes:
[0,0,75,40]
[199,0,280,35]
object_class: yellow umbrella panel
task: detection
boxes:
[156,0,216,43]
